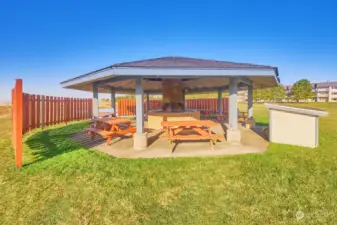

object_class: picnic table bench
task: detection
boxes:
[198,109,216,119]
[161,120,224,152]
[216,109,248,122]
[85,118,136,145]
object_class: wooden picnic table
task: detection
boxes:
[85,118,136,145]
[161,120,224,152]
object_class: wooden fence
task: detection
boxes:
[117,98,229,116]
[11,79,92,168]
[22,94,92,133]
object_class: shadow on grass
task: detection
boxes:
[24,122,101,166]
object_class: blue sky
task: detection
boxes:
[1,0,336,102]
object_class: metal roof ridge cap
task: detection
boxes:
[113,66,276,70]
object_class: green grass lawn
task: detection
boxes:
[0,103,336,224]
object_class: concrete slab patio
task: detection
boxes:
[72,121,269,158]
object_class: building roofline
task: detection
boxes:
[61,56,277,85]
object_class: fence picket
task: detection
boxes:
[41,95,45,129]
[70,98,74,121]
[88,98,92,118]
[46,96,50,126]
[36,95,40,128]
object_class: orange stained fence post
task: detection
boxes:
[14,79,23,168]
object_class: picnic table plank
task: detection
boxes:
[162,120,219,127]
[104,119,133,125]
[161,119,224,152]
[161,135,224,140]
[85,118,135,145]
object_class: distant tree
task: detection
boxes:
[253,85,286,102]
[253,89,263,102]
[262,88,273,102]
[291,79,314,102]
[271,85,286,102]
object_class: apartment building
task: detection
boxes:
[285,81,337,102]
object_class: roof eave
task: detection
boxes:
[61,66,278,89]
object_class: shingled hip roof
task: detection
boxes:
[111,56,276,69]
[60,56,279,93]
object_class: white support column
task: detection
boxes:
[134,77,147,150]
[93,84,99,118]
[227,77,241,142]
[146,92,150,113]
[248,85,253,118]
[246,84,255,129]
[217,88,223,115]
[135,78,144,133]
[229,78,238,130]
[111,88,116,114]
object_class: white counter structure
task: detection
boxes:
[264,104,328,148]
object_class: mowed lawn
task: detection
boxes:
[0,103,336,224]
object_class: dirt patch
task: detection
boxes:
[0,105,11,116]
